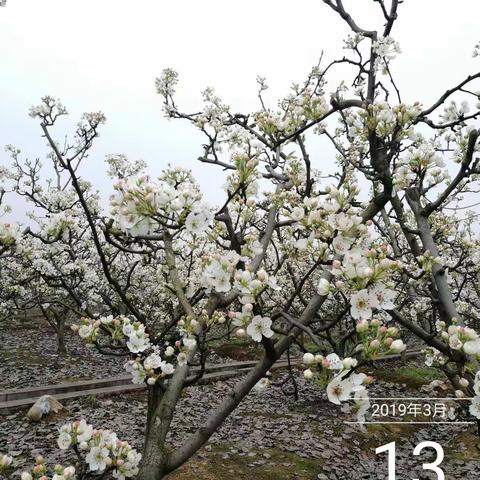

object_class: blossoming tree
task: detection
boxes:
[2,1,480,479]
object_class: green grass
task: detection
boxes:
[214,340,263,361]
[167,445,320,480]
[374,366,445,387]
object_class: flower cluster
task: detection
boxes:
[347,101,421,141]
[230,305,275,343]
[350,286,395,320]
[428,320,480,418]
[201,251,240,293]
[255,94,328,138]
[233,268,280,304]
[122,318,152,354]
[125,340,184,386]
[372,36,401,62]
[288,183,364,252]
[423,347,447,367]
[73,315,192,385]
[41,212,77,241]
[393,142,448,190]
[20,456,75,480]
[437,320,480,356]
[317,245,400,321]
[355,319,406,358]
[302,352,371,422]
[28,96,67,121]
[0,222,21,247]
[110,169,208,236]
[53,420,141,478]
[0,453,13,472]
[155,68,179,100]
[440,100,470,124]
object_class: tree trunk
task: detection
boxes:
[56,319,67,355]
[138,386,167,480]
[137,362,190,480]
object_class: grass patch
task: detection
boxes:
[445,431,480,461]
[373,366,444,388]
[167,445,320,480]
[214,340,263,361]
[0,347,50,368]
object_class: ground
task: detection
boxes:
[1,321,480,479]
[0,323,125,389]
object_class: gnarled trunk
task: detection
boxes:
[138,385,167,480]
[137,363,190,480]
[56,319,67,355]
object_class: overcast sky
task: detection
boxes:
[1,0,479,216]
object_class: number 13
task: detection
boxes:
[375,441,444,480]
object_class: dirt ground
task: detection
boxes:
[1,323,480,479]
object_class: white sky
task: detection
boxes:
[1,0,480,216]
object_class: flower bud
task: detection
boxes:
[235,328,246,338]
[0,455,12,468]
[370,339,381,350]
[317,278,330,296]
[455,389,465,398]
[363,267,374,278]
[356,320,369,333]
[380,258,393,269]
[32,465,43,475]
[63,467,75,479]
[342,357,358,369]
[190,319,199,329]
[459,378,469,388]
[314,354,324,363]
[321,358,331,368]
[21,473,33,480]
[244,303,253,313]
[390,339,406,353]
[302,353,315,365]
[386,327,398,336]
[257,269,268,282]
[332,260,342,270]
[303,369,314,380]
[448,325,458,336]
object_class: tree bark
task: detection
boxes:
[56,319,67,355]
[137,362,191,480]
[138,385,167,480]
